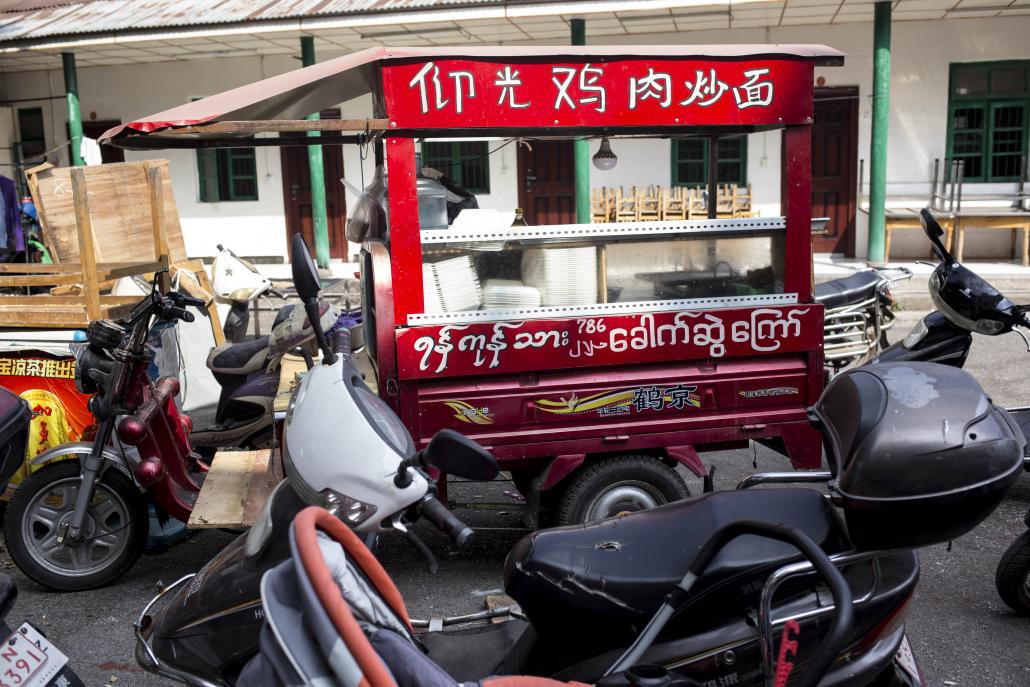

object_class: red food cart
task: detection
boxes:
[104,44,844,525]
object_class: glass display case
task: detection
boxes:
[411,217,792,324]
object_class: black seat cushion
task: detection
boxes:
[814,271,882,309]
[503,488,844,641]
[207,335,270,375]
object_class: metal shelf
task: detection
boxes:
[406,292,798,326]
[419,217,788,247]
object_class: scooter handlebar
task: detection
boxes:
[419,495,473,547]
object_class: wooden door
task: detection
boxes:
[517,140,576,225]
[811,87,859,255]
[280,115,347,260]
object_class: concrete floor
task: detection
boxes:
[3,310,1030,686]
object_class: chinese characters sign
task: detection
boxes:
[0,354,93,500]
[395,305,823,380]
[382,58,813,129]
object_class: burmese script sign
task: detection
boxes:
[382,58,813,129]
[396,306,823,380]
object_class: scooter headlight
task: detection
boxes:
[281,439,377,526]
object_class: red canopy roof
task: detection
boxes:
[102,44,844,143]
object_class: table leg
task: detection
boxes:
[1023,224,1029,267]
[955,220,965,262]
[883,222,893,263]
[944,222,954,253]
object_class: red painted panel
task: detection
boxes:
[385,137,423,321]
[783,126,813,300]
[382,58,813,130]
[395,304,823,380]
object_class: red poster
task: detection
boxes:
[396,305,823,380]
[0,354,93,498]
[382,58,813,130]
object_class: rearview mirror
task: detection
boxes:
[290,233,321,302]
[920,208,953,263]
[422,429,499,481]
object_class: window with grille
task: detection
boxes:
[671,136,747,186]
[947,61,1030,182]
[196,148,259,202]
[421,141,490,193]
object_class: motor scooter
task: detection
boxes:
[210,244,281,343]
[2,274,208,591]
[816,265,911,373]
[868,208,1030,615]
[232,505,852,687]
[133,237,1025,687]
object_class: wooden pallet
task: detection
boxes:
[1,164,172,327]
[187,449,282,529]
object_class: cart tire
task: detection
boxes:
[556,455,690,526]
[995,530,1030,615]
[4,460,148,591]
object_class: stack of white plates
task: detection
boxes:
[422,267,444,313]
[425,255,482,312]
[521,247,598,306]
[482,279,542,310]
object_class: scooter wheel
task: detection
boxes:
[556,454,690,526]
[4,460,148,591]
[995,530,1030,615]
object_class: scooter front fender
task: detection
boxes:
[29,441,135,478]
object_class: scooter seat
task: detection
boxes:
[207,336,270,375]
[814,271,882,310]
[503,488,845,640]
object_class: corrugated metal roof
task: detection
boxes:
[0,0,497,42]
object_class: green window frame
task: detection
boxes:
[421,141,490,193]
[196,147,259,202]
[946,61,1030,183]
[670,136,747,187]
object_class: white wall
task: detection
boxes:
[0,54,300,260]
[3,15,1030,261]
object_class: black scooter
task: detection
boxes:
[133,237,1025,687]
[869,209,1030,614]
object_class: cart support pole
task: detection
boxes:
[571,18,591,224]
[867,1,892,264]
[302,36,331,268]
[62,53,83,167]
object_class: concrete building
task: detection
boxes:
[2,0,1030,269]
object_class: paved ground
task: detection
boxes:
[3,310,1030,686]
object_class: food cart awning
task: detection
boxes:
[102,44,844,147]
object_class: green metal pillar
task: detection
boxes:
[571,18,591,224]
[301,36,331,268]
[62,53,83,167]
[867,1,892,263]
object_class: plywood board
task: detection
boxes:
[26,160,186,264]
[188,449,273,529]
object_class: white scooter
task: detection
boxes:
[211,244,281,343]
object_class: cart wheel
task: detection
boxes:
[556,455,690,526]
[4,460,148,591]
[996,530,1030,615]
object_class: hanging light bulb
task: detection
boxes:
[592,137,618,171]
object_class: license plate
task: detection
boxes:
[894,634,924,685]
[0,623,68,687]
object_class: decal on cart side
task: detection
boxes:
[533,384,702,418]
[382,58,813,129]
[738,386,799,399]
[396,305,823,380]
[444,401,494,425]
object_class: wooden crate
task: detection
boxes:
[0,165,175,328]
